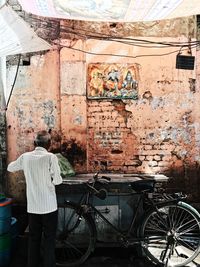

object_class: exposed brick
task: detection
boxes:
[144,145,153,150]
[160,144,176,151]
[125,159,142,166]
[162,155,173,162]
[139,155,146,161]
[146,155,154,161]
[148,161,158,167]
[158,161,171,167]
[154,155,161,161]
[140,150,163,156]
[127,166,138,172]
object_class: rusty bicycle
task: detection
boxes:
[56,173,200,267]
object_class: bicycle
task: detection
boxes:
[55,173,200,267]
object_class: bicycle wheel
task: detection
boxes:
[140,202,200,267]
[56,202,96,267]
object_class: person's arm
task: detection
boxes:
[50,154,63,185]
[7,155,23,172]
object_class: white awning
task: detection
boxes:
[18,0,200,22]
[0,4,51,57]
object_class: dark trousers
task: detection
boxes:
[28,210,58,267]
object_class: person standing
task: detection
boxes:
[7,130,63,267]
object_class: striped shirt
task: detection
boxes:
[7,147,63,214]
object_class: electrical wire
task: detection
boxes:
[15,15,200,59]
[31,16,200,49]
[54,41,198,59]
[57,22,200,57]
[6,54,21,109]
[59,29,199,49]
[59,26,200,48]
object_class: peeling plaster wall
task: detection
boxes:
[5,10,200,202]
[60,41,87,173]
[60,17,196,39]
[58,34,200,200]
[6,50,61,201]
[85,36,200,200]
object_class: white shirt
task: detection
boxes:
[7,147,63,214]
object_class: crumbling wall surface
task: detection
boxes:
[6,50,60,201]
[59,42,87,173]
[85,36,200,201]
[5,1,200,201]
[60,16,195,39]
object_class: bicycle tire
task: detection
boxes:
[140,201,200,267]
[56,202,96,267]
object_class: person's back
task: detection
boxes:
[7,130,62,267]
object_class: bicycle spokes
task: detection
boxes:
[141,203,200,267]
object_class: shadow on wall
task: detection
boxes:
[49,130,87,173]
[162,163,200,204]
[50,144,87,173]
[60,139,87,173]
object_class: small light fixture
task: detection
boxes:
[176,54,195,70]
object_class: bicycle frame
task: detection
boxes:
[92,196,143,237]
[56,177,200,267]
[69,183,182,245]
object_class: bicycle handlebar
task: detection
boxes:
[85,173,111,200]
[86,182,108,200]
[93,172,111,182]
[86,173,187,202]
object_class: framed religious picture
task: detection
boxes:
[87,63,139,99]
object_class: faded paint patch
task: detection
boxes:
[41,100,56,128]
[151,97,165,109]
[188,78,196,93]
[72,106,84,125]
[60,61,86,95]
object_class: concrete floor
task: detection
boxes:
[7,235,200,267]
[8,235,155,267]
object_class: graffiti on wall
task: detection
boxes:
[87,63,139,99]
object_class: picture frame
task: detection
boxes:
[87,63,139,99]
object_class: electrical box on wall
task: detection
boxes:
[176,54,195,70]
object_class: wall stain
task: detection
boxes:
[112,100,132,125]
[188,78,196,93]
[143,91,153,101]
[61,139,86,167]
[41,101,56,128]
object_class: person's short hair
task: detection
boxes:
[34,130,51,147]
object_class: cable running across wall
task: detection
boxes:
[31,16,200,49]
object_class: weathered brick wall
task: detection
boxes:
[5,1,200,202]
[84,32,199,200]
[86,93,200,200]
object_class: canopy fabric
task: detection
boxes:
[0,4,51,57]
[0,0,6,8]
[18,0,200,22]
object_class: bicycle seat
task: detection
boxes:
[130,179,155,193]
